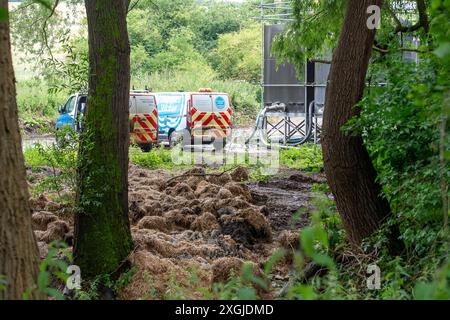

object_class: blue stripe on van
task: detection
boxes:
[157,93,186,134]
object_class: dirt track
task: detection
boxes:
[29,164,325,299]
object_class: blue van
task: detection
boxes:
[56,93,87,132]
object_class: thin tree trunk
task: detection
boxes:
[74,0,133,279]
[322,0,394,245]
[0,0,43,300]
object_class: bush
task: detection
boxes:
[347,57,449,255]
[24,128,79,196]
[211,24,261,83]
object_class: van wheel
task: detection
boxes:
[140,144,152,153]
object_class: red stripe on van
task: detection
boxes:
[145,114,158,129]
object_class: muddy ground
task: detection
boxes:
[28,164,326,299]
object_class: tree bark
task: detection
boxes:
[0,0,43,300]
[74,0,133,279]
[322,0,392,245]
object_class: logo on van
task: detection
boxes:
[215,96,226,110]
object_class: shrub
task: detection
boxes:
[347,57,449,256]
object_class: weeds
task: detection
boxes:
[24,129,78,198]
[23,241,72,301]
[129,146,185,170]
[280,144,324,172]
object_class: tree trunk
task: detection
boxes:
[74,0,133,279]
[0,0,43,300]
[322,0,392,245]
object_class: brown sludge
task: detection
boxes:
[29,165,315,299]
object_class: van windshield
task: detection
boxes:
[64,96,76,114]
[157,94,184,115]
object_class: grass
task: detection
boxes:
[129,143,324,178]
[129,146,191,170]
[24,142,324,188]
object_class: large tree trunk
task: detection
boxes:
[74,0,133,279]
[0,0,43,300]
[322,0,392,245]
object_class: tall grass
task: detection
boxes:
[17,79,67,117]
[17,79,69,134]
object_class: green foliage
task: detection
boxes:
[272,0,345,72]
[131,44,152,78]
[23,241,72,300]
[16,79,63,115]
[190,0,257,53]
[43,34,89,93]
[74,267,137,300]
[149,28,211,73]
[346,56,448,256]
[129,0,257,57]
[24,128,78,196]
[414,261,450,300]
[126,0,259,76]
[12,0,262,126]
[431,0,450,65]
[211,24,261,83]
[280,144,324,172]
[10,1,67,59]
[16,79,66,133]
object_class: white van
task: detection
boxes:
[156,89,233,149]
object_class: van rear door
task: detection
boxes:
[190,94,213,136]
[190,93,232,139]
[130,94,158,144]
[211,94,232,136]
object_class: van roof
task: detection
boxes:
[154,92,229,95]
[130,92,155,96]
[74,92,155,97]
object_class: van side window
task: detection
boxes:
[64,96,76,114]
